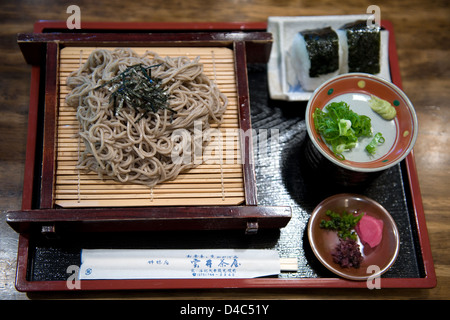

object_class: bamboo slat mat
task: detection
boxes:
[56,47,245,207]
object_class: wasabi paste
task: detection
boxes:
[369,95,397,120]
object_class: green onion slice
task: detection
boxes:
[365,132,385,155]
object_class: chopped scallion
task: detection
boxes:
[365,132,385,155]
[313,101,373,160]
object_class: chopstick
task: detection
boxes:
[280,258,298,272]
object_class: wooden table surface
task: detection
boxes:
[0,0,448,300]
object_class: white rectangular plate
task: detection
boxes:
[267,15,391,101]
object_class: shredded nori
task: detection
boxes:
[94,64,175,122]
[300,27,339,78]
[340,20,381,74]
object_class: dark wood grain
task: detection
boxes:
[0,0,448,300]
[6,206,292,234]
[39,42,58,208]
[234,41,258,205]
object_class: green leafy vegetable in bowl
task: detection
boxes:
[313,101,384,159]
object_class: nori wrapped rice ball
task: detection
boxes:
[301,27,339,77]
[339,20,381,74]
[290,27,340,91]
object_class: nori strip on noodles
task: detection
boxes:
[95,64,175,121]
[300,27,339,77]
[340,20,381,74]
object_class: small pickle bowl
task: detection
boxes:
[307,193,400,281]
[305,73,418,186]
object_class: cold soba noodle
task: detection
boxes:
[66,48,228,187]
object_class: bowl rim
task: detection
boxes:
[305,73,419,173]
[307,193,400,281]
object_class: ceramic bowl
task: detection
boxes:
[305,73,418,173]
[307,193,400,281]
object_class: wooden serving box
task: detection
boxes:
[8,23,292,237]
[6,21,436,292]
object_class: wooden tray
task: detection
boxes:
[6,21,435,291]
[8,24,292,236]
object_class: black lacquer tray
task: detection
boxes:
[22,62,431,288]
[8,21,435,291]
